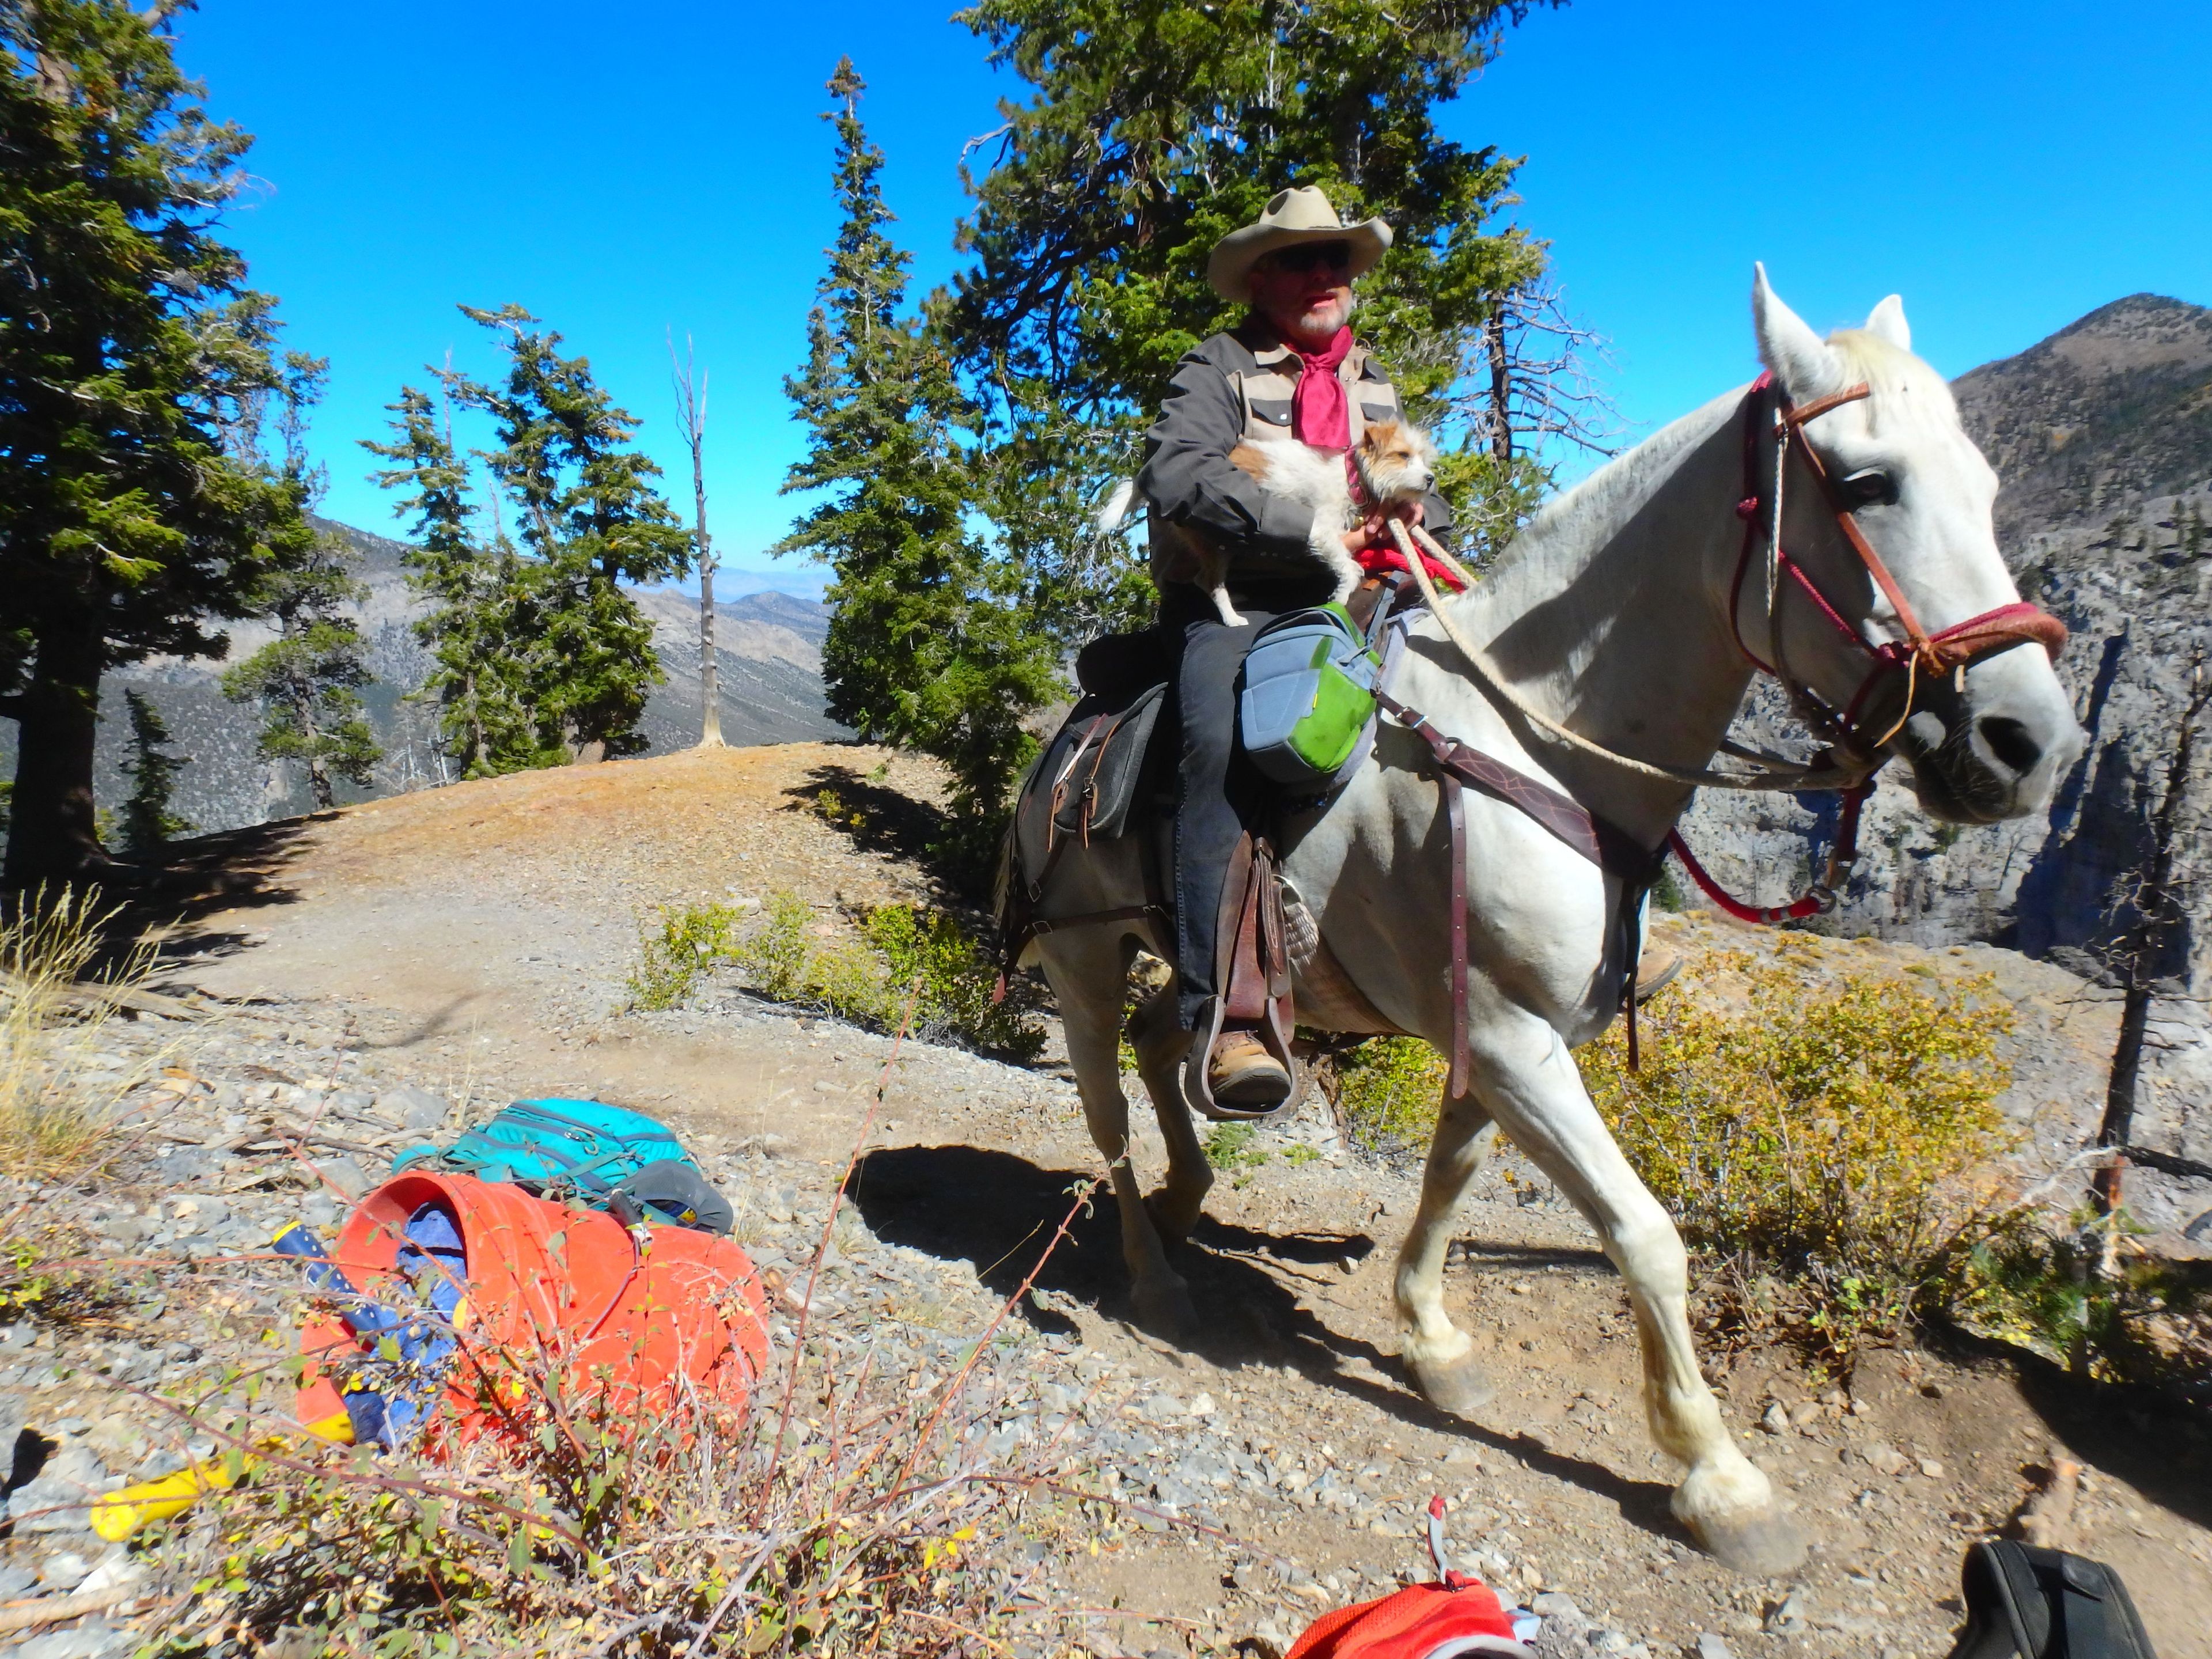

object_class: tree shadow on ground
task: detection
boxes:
[1933,1323,2212,1533]
[845,1142,1685,1543]
[783,763,963,894]
[48,815,319,981]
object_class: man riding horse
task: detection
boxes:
[1141,187,1674,1112]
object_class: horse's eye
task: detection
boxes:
[1841,467,1897,507]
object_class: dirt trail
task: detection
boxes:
[165,744,2212,1657]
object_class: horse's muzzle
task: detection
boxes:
[1889,649,2085,824]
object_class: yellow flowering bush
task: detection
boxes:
[1582,953,2020,1365]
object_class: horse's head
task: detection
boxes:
[1748,267,2084,823]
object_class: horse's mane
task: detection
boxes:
[1461,386,1746,616]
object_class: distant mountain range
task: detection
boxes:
[0,518,848,837]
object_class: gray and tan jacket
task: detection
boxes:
[1137,319,1455,589]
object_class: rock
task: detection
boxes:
[37,1549,93,1589]
[0,1563,33,1598]
[10,1443,110,1534]
[1696,1636,1734,1659]
[317,1156,373,1202]
[1764,1592,1809,1635]
[1918,1457,1945,1478]
[300,1192,342,1229]
[78,1546,145,1597]
[1760,1402,1790,1435]
[84,1413,147,1465]
[380,1086,450,1131]
[1188,1391,1218,1418]
[1532,1592,1588,1632]
[1858,1442,1909,1476]
[1138,1393,1184,1424]
[172,1194,230,1229]
[13,1619,132,1659]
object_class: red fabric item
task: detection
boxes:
[1290,325,1355,451]
[1286,1577,1529,1659]
[1354,540,1466,592]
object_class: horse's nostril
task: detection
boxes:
[1977,715,2043,775]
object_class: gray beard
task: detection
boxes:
[1286,293,1355,347]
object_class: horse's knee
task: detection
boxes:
[1608,1202,1688,1298]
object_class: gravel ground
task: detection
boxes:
[3,744,2206,1656]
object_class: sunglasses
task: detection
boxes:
[1267,241,1354,275]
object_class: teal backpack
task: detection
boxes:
[392,1098,695,1205]
[1237,603,1382,787]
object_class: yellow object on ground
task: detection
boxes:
[89,1409,355,1543]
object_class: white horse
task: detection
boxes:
[1012,269,2084,1574]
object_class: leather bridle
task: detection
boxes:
[1726,371,2069,769]
[1649,374,2074,924]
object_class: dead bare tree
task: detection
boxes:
[2092,647,2210,1215]
[669,332,721,748]
[1468,275,1623,465]
[1436,276,1624,563]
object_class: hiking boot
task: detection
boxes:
[1207,1028,1292,1109]
[1634,944,1683,1003]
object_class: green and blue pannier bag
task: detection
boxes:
[1237,603,1382,787]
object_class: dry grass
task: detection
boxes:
[0,885,171,1176]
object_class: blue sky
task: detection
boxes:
[169,1,2210,597]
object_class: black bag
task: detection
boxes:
[1949,1541,2156,1659]
[611,1159,736,1236]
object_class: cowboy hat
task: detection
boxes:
[1207,186,1393,302]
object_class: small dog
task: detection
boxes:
[1118,421,1438,626]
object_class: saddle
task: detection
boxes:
[999,589,1413,1124]
[996,630,1179,994]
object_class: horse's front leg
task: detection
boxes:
[1126,983,1212,1242]
[1396,1088,1499,1415]
[1039,936,1199,1338]
[1464,1003,1808,1577]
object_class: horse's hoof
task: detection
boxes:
[1131,1279,1199,1342]
[1406,1351,1495,1419]
[1687,1505,1810,1578]
[1145,1187,1208,1246]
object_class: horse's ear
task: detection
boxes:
[1751,263,1844,400]
[1864,294,1912,351]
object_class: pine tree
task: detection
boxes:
[219,532,381,810]
[947,0,1566,614]
[222,354,382,810]
[116,689,191,857]
[781,61,1060,880]
[1,1,317,885]
[452,306,692,763]
[364,385,543,775]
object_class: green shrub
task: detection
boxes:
[1325,1035,1448,1151]
[624,900,745,1011]
[1582,953,2019,1369]
[629,891,1045,1060]
[1201,1121,1267,1171]
[1957,1222,2212,1399]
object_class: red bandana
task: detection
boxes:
[1289,326,1354,452]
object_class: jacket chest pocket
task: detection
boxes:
[1358,400,1399,425]
[1246,397,1293,429]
